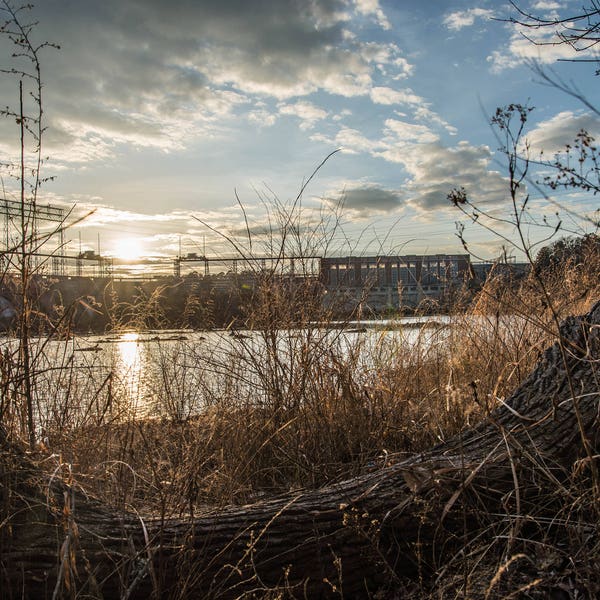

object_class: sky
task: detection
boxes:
[0,0,598,271]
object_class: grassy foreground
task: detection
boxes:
[1,245,599,598]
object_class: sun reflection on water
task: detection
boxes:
[116,332,145,414]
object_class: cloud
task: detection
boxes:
[1,0,407,165]
[247,104,278,128]
[359,42,414,79]
[487,20,581,72]
[526,111,600,155]
[311,126,382,154]
[531,1,561,10]
[390,143,505,214]
[314,117,439,156]
[315,116,509,216]
[357,130,508,216]
[370,86,424,105]
[413,106,458,135]
[57,200,254,256]
[324,182,404,217]
[279,101,329,130]
[382,118,440,145]
[400,142,508,215]
[443,8,495,31]
[73,206,190,228]
[332,108,353,122]
[353,0,391,30]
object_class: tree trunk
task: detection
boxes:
[1,303,599,599]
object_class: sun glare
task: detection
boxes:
[113,238,143,261]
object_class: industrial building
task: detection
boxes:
[320,254,471,310]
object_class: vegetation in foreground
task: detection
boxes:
[1,237,599,598]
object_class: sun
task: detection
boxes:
[113,238,144,261]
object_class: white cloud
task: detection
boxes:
[39,86,249,163]
[370,86,424,105]
[336,127,383,154]
[332,109,353,122]
[279,101,328,130]
[487,21,581,72]
[353,0,391,30]
[382,119,439,145]
[531,1,561,10]
[247,108,278,128]
[311,125,383,155]
[359,42,414,79]
[413,106,458,135]
[314,117,508,217]
[74,206,192,229]
[391,57,414,80]
[443,8,495,31]
[332,136,510,219]
[400,141,508,215]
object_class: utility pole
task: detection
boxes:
[77,231,82,276]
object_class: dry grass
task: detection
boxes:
[25,246,600,498]
[1,241,599,598]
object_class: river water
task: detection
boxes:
[1,318,451,430]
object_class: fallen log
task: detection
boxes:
[1,302,599,598]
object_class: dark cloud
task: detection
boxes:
[325,184,404,217]
[526,111,600,156]
[228,224,274,238]
[0,0,403,162]
[402,142,508,214]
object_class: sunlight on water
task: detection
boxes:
[115,332,145,414]
[17,317,453,426]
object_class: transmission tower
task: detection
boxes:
[0,198,66,274]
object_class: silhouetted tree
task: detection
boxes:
[533,233,600,275]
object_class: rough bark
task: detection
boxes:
[1,302,599,599]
